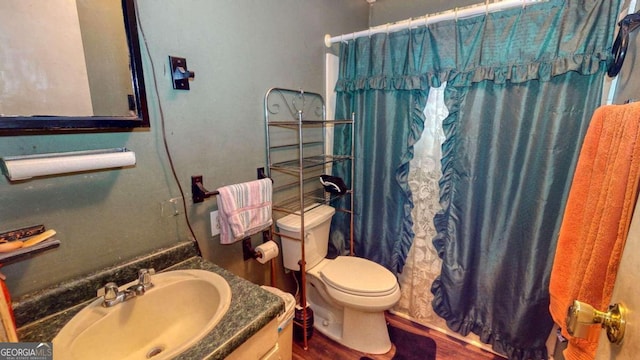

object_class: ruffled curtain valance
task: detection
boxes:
[335,0,615,92]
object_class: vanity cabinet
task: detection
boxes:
[226,318,279,360]
[263,88,354,347]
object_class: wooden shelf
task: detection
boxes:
[0,239,60,266]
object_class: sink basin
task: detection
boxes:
[53,269,232,360]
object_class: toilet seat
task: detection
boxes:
[319,256,398,297]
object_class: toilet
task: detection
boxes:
[277,204,400,354]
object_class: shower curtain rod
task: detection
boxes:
[324,0,547,48]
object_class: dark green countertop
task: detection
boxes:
[14,241,284,360]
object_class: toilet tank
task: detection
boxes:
[276,204,335,271]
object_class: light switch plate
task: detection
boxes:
[210,210,220,236]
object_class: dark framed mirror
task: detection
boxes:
[0,0,149,134]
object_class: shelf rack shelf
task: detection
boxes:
[264,87,354,350]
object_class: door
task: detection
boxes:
[595,196,640,359]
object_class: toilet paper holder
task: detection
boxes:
[243,237,262,261]
[242,230,272,261]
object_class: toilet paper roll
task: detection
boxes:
[255,240,279,264]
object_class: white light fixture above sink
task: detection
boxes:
[0,148,136,181]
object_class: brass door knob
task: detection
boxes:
[566,300,626,344]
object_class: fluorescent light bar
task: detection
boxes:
[1,148,136,181]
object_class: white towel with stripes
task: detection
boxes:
[216,178,272,244]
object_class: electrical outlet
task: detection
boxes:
[210,210,220,236]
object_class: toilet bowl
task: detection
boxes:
[306,256,400,354]
[277,204,400,354]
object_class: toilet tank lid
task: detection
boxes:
[276,204,335,232]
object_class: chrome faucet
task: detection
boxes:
[97,268,155,307]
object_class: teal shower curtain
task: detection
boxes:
[332,1,620,358]
[332,89,427,270]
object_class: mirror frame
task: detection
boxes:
[0,0,149,135]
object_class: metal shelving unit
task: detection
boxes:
[264,88,354,350]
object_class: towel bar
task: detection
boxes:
[191,175,218,203]
[191,168,272,203]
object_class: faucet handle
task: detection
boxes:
[97,282,119,301]
[138,268,155,289]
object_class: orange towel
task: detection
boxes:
[549,102,640,360]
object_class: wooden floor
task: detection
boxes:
[292,312,504,360]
